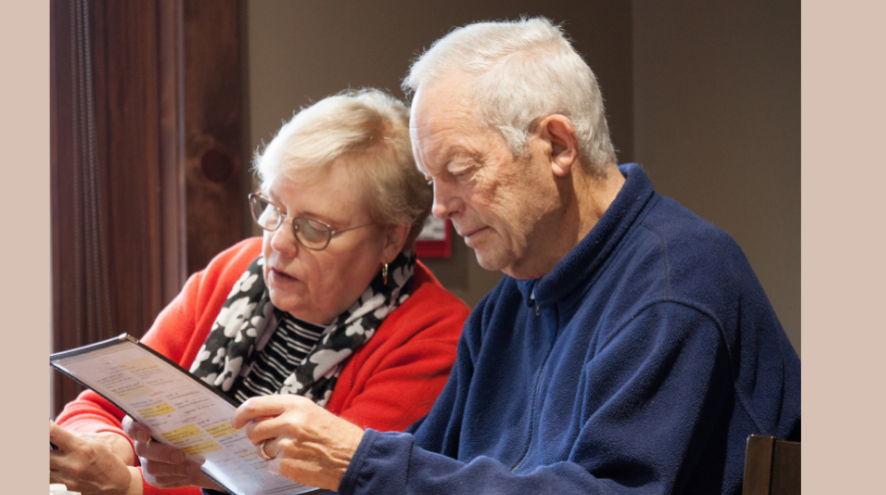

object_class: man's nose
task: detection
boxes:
[432,181,464,220]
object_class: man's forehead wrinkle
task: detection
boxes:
[417,144,449,175]
[411,134,443,176]
[410,83,485,177]
[428,141,474,169]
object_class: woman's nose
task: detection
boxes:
[269,223,299,256]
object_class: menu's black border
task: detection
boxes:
[50,333,327,495]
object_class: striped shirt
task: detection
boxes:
[228,314,326,404]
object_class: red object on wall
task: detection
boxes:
[416,219,452,258]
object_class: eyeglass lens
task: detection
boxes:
[249,194,282,230]
[293,217,331,246]
[249,194,333,250]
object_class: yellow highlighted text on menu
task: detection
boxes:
[111,382,153,401]
[182,440,222,456]
[205,422,242,439]
[120,357,159,373]
[136,402,175,419]
[161,425,204,444]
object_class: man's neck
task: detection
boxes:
[574,163,626,243]
[509,163,625,279]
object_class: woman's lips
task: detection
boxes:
[269,268,298,283]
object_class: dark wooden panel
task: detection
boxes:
[97,0,162,337]
[50,0,79,415]
[50,0,188,417]
[158,0,189,303]
[51,0,245,418]
[183,0,245,274]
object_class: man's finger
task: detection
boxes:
[244,416,291,445]
[265,455,283,477]
[256,437,281,461]
[231,396,297,429]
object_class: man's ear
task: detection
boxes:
[381,223,411,264]
[538,115,579,177]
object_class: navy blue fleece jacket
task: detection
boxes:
[337,163,800,495]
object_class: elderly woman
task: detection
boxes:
[50,89,470,495]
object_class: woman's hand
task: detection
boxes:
[50,420,141,495]
[231,395,365,491]
[121,416,224,492]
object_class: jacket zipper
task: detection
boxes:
[511,337,554,472]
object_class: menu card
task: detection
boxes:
[51,334,325,495]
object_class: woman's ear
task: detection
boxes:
[538,115,579,177]
[381,223,411,263]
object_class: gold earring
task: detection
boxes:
[382,263,389,284]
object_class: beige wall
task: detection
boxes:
[633,1,801,355]
[246,1,800,355]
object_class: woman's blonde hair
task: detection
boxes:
[255,88,432,244]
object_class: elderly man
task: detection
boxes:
[227,18,800,495]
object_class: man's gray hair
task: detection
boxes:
[403,17,616,174]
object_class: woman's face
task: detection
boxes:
[261,158,406,325]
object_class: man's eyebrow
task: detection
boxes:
[437,146,478,165]
[419,146,456,174]
[419,143,479,177]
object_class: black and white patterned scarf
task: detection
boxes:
[189,250,416,407]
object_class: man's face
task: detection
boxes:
[410,77,561,279]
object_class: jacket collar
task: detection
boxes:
[515,163,657,307]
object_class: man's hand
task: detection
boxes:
[50,420,140,495]
[121,416,224,492]
[231,395,365,491]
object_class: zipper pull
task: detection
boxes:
[535,305,540,316]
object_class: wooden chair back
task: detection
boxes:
[742,434,800,495]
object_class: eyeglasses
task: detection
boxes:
[248,192,374,251]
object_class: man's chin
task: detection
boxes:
[475,250,540,279]
[473,249,510,274]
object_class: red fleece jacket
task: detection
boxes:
[56,238,469,495]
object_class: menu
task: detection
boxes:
[50,334,324,495]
